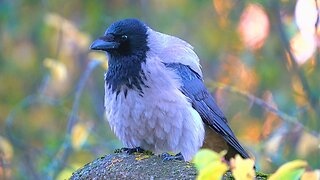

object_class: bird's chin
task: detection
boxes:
[105,50,124,59]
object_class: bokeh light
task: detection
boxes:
[292,0,319,65]
[238,4,270,50]
[290,32,316,65]
[295,0,318,37]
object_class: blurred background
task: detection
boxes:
[1,0,320,179]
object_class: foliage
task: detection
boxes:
[269,160,307,180]
[0,0,320,179]
[193,149,319,180]
[193,149,228,180]
[230,154,256,180]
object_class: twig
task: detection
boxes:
[208,81,319,137]
[271,1,320,118]
[5,95,42,179]
[47,60,101,179]
[315,0,320,69]
[5,90,66,178]
[4,95,63,178]
[21,150,41,180]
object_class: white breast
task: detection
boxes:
[104,51,204,161]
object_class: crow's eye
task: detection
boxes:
[121,35,128,41]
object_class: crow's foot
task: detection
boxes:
[117,147,145,154]
[160,152,184,161]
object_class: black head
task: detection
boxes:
[90,19,149,97]
[90,18,149,57]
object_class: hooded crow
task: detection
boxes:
[90,18,251,161]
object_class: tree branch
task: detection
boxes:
[208,81,319,137]
[46,60,101,179]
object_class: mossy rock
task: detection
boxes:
[70,151,268,179]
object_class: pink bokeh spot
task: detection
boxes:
[238,4,270,50]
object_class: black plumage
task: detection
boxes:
[103,19,150,97]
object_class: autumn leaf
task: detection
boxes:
[71,122,91,150]
[43,58,67,82]
[269,160,308,180]
[197,161,229,180]
[230,154,255,180]
[0,136,13,160]
[193,149,228,180]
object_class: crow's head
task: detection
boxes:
[90,18,149,59]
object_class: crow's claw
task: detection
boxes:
[119,147,145,154]
[160,152,184,161]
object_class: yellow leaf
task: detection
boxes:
[269,160,308,180]
[197,161,228,180]
[301,170,320,180]
[43,58,67,82]
[193,149,228,180]
[230,154,255,180]
[71,123,91,150]
[193,149,227,170]
[0,136,13,160]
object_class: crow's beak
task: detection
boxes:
[90,35,120,51]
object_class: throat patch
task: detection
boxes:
[105,55,148,98]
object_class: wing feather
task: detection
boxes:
[165,62,250,159]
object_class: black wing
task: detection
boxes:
[164,62,250,159]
